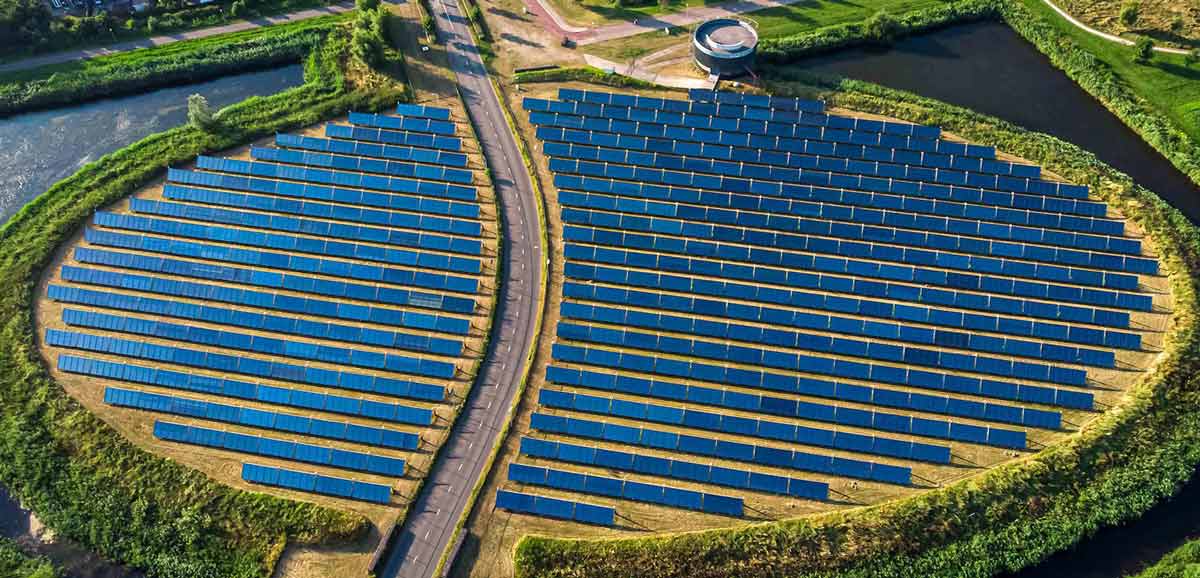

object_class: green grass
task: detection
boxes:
[0,540,56,578]
[584,0,953,61]
[1128,539,1200,578]
[1018,0,1200,143]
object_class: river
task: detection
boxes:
[792,20,1200,577]
[0,63,304,577]
[0,64,305,225]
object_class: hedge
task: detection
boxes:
[510,31,1200,578]
[0,24,409,578]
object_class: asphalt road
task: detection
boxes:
[376,1,544,577]
[0,1,353,75]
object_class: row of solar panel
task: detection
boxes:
[325,123,462,153]
[348,111,458,137]
[509,462,743,516]
[559,196,1150,283]
[562,280,1138,353]
[84,228,482,295]
[102,386,421,450]
[50,330,446,403]
[544,147,1117,235]
[535,100,1054,197]
[686,88,825,113]
[132,197,483,256]
[494,489,614,526]
[155,421,407,477]
[560,296,1114,371]
[60,265,471,337]
[195,156,478,203]
[62,308,455,383]
[564,261,1128,338]
[162,184,484,238]
[528,113,1084,205]
[556,321,1086,408]
[49,284,464,356]
[243,462,393,504]
[541,143,1106,222]
[562,87,825,116]
[395,103,453,122]
[563,89,948,150]
[541,140,1099,233]
[545,364,1054,443]
[60,354,433,431]
[252,146,474,186]
[530,412,912,485]
[552,171,1123,255]
[520,436,829,500]
[564,240,1152,314]
[72,248,476,317]
[275,133,469,168]
[97,211,484,275]
[539,388,954,463]
[167,169,480,219]
[551,342,1092,414]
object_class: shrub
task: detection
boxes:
[355,0,379,11]
[1187,48,1199,67]
[1133,36,1154,62]
[1121,1,1140,27]
[864,10,902,44]
[145,14,158,33]
[229,0,246,17]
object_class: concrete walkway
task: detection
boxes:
[0,0,354,75]
[1040,0,1190,55]
[527,0,807,46]
[584,54,714,88]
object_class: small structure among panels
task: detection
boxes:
[500,87,1163,527]
[40,102,497,507]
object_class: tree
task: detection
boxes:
[0,0,53,53]
[356,0,379,11]
[1132,36,1154,63]
[146,14,159,33]
[229,0,246,17]
[864,10,901,45]
[1187,48,1200,67]
[1120,2,1139,28]
[187,94,218,131]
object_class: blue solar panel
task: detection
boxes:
[241,463,392,504]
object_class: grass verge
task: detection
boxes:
[0,24,411,578]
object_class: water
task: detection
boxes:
[0,64,305,226]
[793,21,1200,222]
[0,64,303,577]
[791,21,1200,577]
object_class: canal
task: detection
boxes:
[792,19,1200,578]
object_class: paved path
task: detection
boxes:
[526,0,806,46]
[376,0,544,576]
[584,54,714,88]
[0,0,354,74]
[1040,0,1190,55]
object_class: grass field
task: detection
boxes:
[582,0,955,61]
[1055,0,1200,48]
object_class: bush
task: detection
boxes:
[1187,48,1200,67]
[229,0,246,17]
[864,10,902,44]
[145,14,158,33]
[1134,36,1154,62]
[356,0,379,11]
[1121,2,1140,27]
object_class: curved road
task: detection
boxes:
[377,1,544,577]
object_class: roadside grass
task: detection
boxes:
[582,0,953,61]
[1018,0,1200,144]
[543,0,723,28]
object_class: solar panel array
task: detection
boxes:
[493,87,1161,527]
[43,103,496,506]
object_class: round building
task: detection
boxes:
[692,18,758,78]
